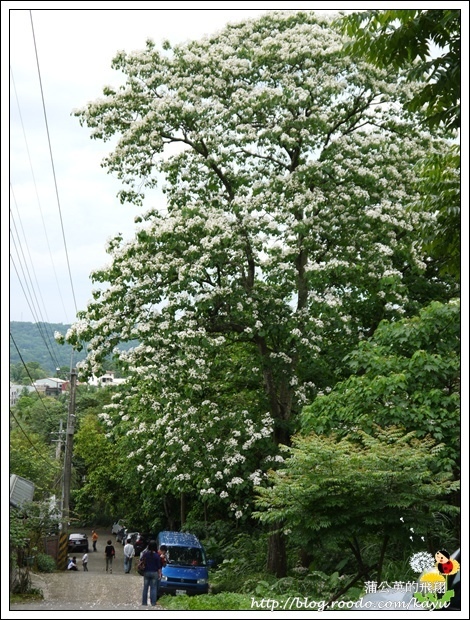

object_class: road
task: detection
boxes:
[8,528,165,612]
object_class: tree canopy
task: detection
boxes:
[59,10,459,574]
[336,9,461,132]
[254,428,459,581]
[301,299,460,474]
[335,10,461,281]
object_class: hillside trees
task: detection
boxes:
[9,361,48,385]
[9,322,87,374]
[14,394,67,445]
[61,11,456,575]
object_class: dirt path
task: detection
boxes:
[8,528,165,612]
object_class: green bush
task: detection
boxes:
[36,553,56,573]
[159,592,253,611]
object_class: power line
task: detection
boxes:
[29,9,78,317]
[9,408,61,471]
[10,66,70,322]
[9,251,62,372]
[10,197,62,370]
[10,332,62,418]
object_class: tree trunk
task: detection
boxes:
[180,491,186,527]
[376,534,389,585]
[266,524,287,577]
[299,547,312,568]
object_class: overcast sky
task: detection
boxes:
[4,3,468,328]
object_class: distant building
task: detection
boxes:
[10,383,36,406]
[33,377,69,396]
[88,371,127,387]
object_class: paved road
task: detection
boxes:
[8,528,165,612]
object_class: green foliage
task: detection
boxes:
[71,413,120,524]
[254,428,459,579]
[209,530,270,593]
[9,569,33,596]
[337,9,460,131]
[416,145,460,280]
[9,360,49,384]
[13,394,67,446]
[11,501,62,552]
[335,11,461,283]
[9,428,59,499]
[9,507,30,549]
[302,300,460,473]
[36,553,56,573]
[159,592,254,611]
[207,526,360,603]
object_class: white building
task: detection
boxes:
[88,371,127,387]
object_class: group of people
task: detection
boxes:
[67,529,168,607]
[67,553,87,571]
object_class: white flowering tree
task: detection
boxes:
[61,11,453,574]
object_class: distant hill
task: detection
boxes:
[10,322,138,375]
[9,322,88,374]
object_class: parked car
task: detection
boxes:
[123,531,139,546]
[157,531,210,596]
[111,520,125,535]
[67,533,89,553]
[134,532,159,556]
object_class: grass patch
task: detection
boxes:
[10,589,43,604]
[159,592,254,611]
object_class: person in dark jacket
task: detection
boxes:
[104,539,115,573]
[141,540,162,606]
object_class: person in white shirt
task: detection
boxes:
[82,552,89,571]
[67,556,78,571]
[123,538,135,573]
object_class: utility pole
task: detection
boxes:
[55,418,64,460]
[59,368,77,570]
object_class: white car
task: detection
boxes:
[111,520,125,535]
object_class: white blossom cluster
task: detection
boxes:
[63,10,449,519]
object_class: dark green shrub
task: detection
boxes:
[36,553,56,573]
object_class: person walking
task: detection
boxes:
[123,537,135,573]
[105,539,116,573]
[92,530,98,552]
[82,552,89,571]
[141,540,162,607]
